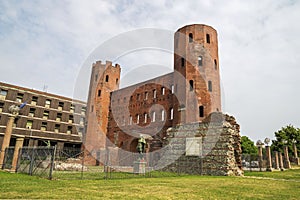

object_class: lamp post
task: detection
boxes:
[292,139,299,165]
[256,140,264,172]
[282,139,291,169]
[264,138,272,171]
[0,105,20,168]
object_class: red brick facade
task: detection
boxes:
[85,24,221,164]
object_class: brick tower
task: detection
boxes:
[173,24,221,124]
[84,61,120,165]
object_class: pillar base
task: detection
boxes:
[133,160,146,174]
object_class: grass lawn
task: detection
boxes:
[0,169,300,199]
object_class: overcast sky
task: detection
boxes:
[1,0,299,142]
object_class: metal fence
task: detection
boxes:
[2,147,189,179]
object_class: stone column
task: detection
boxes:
[293,143,300,165]
[258,146,263,171]
[283,146,291,169]
[265,146,272,171]
[274,151,279,170]
[279,152,284,171]
[0,115,16,167]
[11,136,25,171]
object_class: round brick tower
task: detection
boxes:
[173,24,221,123]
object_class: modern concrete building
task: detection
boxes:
[0,82,86,150]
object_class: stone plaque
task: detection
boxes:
[186,137,202,156]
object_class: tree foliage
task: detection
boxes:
[271,125,300,155]
[241,136,258,155]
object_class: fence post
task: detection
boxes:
[29,148,35,176]
[15,148,23,173]
[49,146,56,180]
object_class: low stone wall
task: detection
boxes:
[159,112,243,176]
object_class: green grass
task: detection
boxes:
[0,169,300,199]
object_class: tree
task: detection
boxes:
[271,125,300,156]
[241,136,258,155]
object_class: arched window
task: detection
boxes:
[116,78,119,84]
[189,80,194,91]
[189,33,193,43]
[161,110,165,121]
[214,59,218,70]
[98,90,101,97]
[152,112,156,122]
[161,87,165,95]
[198,56,203,66]
[208,81,212,92]
[199,106,204,117]
[181,57,185,67]
[144,113,147,123]
[206,34,210,44]
[136,114,140,124]
[129,115,132,125]
[171,85,174,94]
[170,108,174,120]
[153,89,157,98]
[105,75,109,82]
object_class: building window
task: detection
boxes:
[151,112,156,122]
[58,102,64,111]
[123,97,126,103]
[129,115,132,125]
[45,99,51,108]
[161,87,165,95]
[26,120,33,129]
[67,126,72,134]
[0,102,4,113]
[16,93,24,103]
[41,122,47,131]
[137,94,140,101]
[69,115,74,123]
[54,124,60,133]
[171,85,174,94]
[31,96,38,105]
[43,110,49,119]
[161,110,165,121]
[130,96,133,101]
[70,104,75,113]
[214,59,218,70]
[206,34,210,44]
[95,74,98,81]
[153,89,157,98]
[29,108,35,117]
[170,108,174,120]
[181,57,185,67]
[0,90,8,99]
[116,78,119,85]
[208,81,212,92]
[189,80,194,91]
[136,114,140,124]
[144,92,148,100]
[144,113,148,123]
[98,90,101,97]
[198,56,203,66]
[199,106,204,117]
[81,106,86,115]
[105,75,109,82]
[189,33,193,43]
[56,113,62,122]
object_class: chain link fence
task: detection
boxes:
[2,146,198,179]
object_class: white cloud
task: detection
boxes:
[0,0,299,141]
